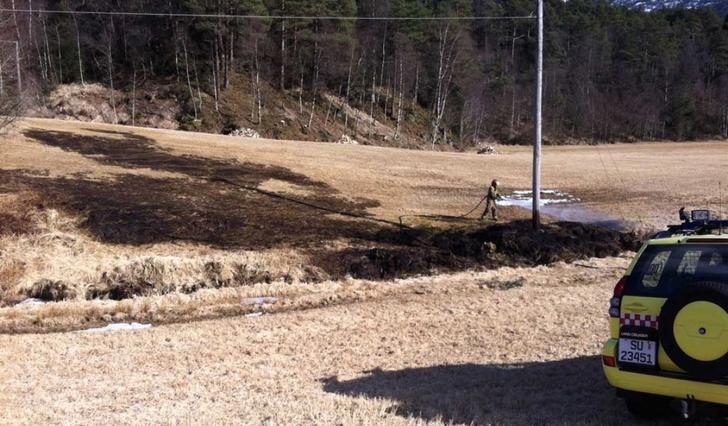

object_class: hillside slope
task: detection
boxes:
[34,78,441,150]
[611,0,728,14]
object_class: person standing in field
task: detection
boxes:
[480,179,500,221]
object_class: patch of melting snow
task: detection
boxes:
[16,298,46,306]
[82,322,153,333]
[502,189,629,230]
[500,189,579,208]
[245,312,264,318]
[242,297,278,306]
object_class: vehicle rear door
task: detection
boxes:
[620,245,679,372]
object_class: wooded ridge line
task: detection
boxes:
[1,0,727,147]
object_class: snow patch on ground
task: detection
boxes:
[500,189,579,208]
[242,297,278,306]
[82,323,153,333]
[16,298,46,306]
[502,189,629,230]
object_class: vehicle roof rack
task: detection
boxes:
[653,208,728,239]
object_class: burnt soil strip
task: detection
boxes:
[316,220,641,280]
[0,129,641,301]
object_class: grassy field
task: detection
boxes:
[5,118,727,224]
[2,256,638,425]
[1,118,727,423]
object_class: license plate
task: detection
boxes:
[618,338,657,366]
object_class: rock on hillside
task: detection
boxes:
[43,83,180,130]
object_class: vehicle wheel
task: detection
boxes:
[659,281,728,380]
[623,391,670,419]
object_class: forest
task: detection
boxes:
[1,0,728,146]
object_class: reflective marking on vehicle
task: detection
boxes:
[621,313,660,328]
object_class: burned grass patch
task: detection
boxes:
[317,221,642,280]
[15,128,381,249]
[2,128,642,303]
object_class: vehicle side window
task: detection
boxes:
[676,250,701,276]
[641,251,670,288]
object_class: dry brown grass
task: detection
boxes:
[0,118,636,307]
[0,254,631,334]
[6,118,727,228]
[0,257,642,425]
[0,117,721,324]
[2,120,722,423]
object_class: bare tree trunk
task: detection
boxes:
[173,22,180,83]
[131,64,136,126]
[252,38,262,124]
[430,24,459,149]
[343,48,364,131]
[193,59,203,111]
[384,72,391,118]
[354,67,368,134]
[0,60,4,97]
[413,65,419,107]
[212,40,219,112]
[459,100,468,144]
[298,56,304,115]
[395,60,404,141]
[107,36,118,124]
[307,45,321,131]
[257,45,262,125]
[211,52,219,112]
[343,48,354,130]
[11,0,21,57]
[42,17,55,84]
[55,25,63,83]
[378,22,387,103]
[280,0,286,91]
[182,37,197,119]
[250,68,256,122]
[431,26,448,147]
[227,29,233,89]
[28,0,32,43]
[369,73,375,139]
[325,84,342,127]
[72,14,84,86]
[663,66,669,104]
[31,9,47,84]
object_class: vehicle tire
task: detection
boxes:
[623,390,670,419]
[659,281,728,380]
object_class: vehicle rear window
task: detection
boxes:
[626,244,728,297]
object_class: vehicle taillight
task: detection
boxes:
[602,355,616,367]
[609,277,626,318]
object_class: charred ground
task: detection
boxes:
[0,128,641,302]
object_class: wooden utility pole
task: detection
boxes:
[532,0,543,230]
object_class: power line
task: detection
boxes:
[0,8,535,21]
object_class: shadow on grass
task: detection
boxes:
[323,356,647,425]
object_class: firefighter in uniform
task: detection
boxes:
[480,179,500,221]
